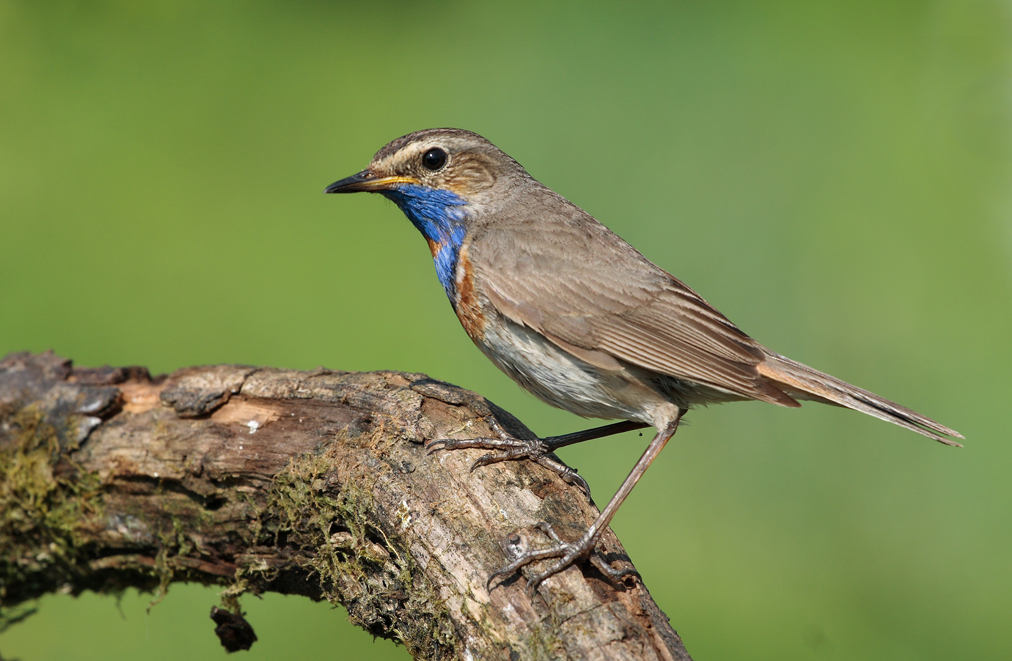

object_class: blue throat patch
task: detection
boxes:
[383,184,469,303]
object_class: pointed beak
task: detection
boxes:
[324,169,418,194]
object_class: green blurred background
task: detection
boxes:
[1,1,1010,659]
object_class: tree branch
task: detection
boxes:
[0,351,692,660]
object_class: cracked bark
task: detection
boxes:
[0,351,692,661]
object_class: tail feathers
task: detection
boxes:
[757,353,963,447]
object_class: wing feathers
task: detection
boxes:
[472,220,792,404]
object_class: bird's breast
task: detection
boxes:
[426,238,440,257]
[452,243,487,342]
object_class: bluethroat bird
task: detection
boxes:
[325,128,963,593]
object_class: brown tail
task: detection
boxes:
[757,353,963,447]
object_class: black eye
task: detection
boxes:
[421,147,447,171]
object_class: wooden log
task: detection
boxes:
[0,351,691,660]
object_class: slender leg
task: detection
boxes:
[427,419,649,493]
[488,410,683,595]
[541,420,651,449]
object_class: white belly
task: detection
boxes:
[475,316,678,428]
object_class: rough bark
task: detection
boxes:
[0,351,692,660]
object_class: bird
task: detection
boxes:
[325,128,963,593]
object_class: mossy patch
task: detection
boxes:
[0,406,104,619]
[242,441,457,659]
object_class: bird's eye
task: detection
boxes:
[421,147,448,171]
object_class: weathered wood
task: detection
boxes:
[0,351,692,660]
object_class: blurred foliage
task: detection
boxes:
[1,1,1010,659]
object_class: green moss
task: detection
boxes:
[0,406,103,613]
[241,445,457,659]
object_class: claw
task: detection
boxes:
[491,536,616,595]
[535,521,563,543]
[426,437,493,454]
[590,554,639,585]
[425,438,458,454]
[534,457,591,496]
[525,552,582,595]
[486,564,513,591]
[425,417,589,497]
[488,521,612,595]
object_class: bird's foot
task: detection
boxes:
[427,418,590,495]
[488,521,638,595]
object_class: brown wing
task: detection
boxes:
[468,210,799,407]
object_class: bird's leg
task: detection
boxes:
[427,419,649,494]
[488,412,682,595]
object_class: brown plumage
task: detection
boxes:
[326,128,962,594]
[467,200,961,444]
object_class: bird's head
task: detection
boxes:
[326,129,532,301]
[325,128,529,241]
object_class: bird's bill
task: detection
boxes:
[324,169,418,194]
